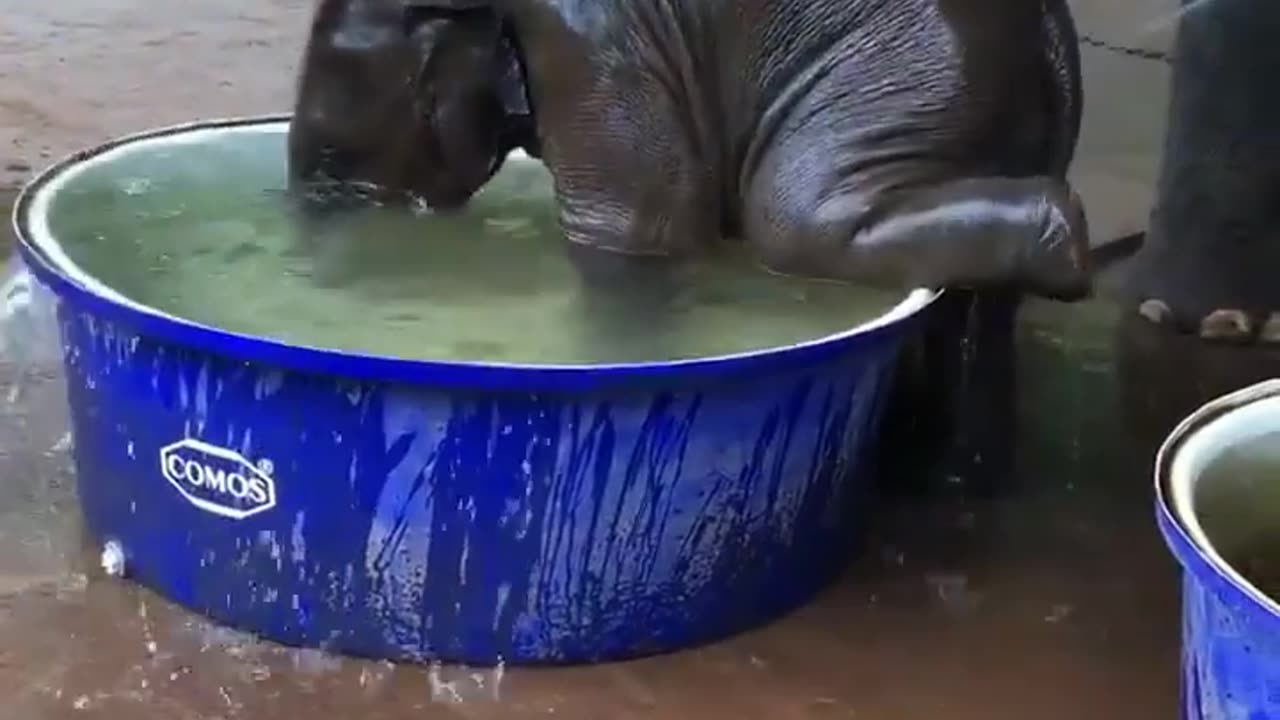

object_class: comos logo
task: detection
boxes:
[159,439,278,520]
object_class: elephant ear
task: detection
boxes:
[494,32,531,120]
[408,8,514,184]
[406,1,537,157]
[402,0,530,115]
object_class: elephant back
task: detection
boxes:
[1039,0,1083,178]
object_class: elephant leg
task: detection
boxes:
[563,242,694,361]
[743,138,1077,493]
[744,167,1058,492]
[528,56,720,349]
[748,171,1042,493]
[529,72,718,258]
[745,170,1091,302]
[740,5,1092,300]
[1125,0,1280,344]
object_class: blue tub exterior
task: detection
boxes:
[53,302,903,665]
[1159,505,1280,719]
[1157,382,1280,719]
[13,117,935,665]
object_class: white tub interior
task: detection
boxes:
[1167,379,1280,611]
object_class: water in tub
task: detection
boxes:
[37,127,901,364]
[1193,430,1280,602]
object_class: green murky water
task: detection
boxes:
[39,126,903,364]
[1194,430,1280,601]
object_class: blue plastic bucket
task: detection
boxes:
[11,116,940,665]
[1157,379,1280,717]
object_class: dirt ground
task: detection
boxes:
[0,0,309,190]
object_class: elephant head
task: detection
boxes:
[287,0,537,210]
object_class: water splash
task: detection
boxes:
[426,659,506,704]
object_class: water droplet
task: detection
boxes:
[122,178,152,195]
[100,540,126,577]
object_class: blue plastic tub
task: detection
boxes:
[11,116,939,665]
[1157,379,1280,718]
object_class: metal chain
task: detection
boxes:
[1078,33,1174,64]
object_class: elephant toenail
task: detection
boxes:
[1138,299,1172,325]
[1260,313,1280,344]
[1199,309,1253,342]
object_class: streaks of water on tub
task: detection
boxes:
[291,510,306,564]
[351,354,887,662]
[254,370,284,400]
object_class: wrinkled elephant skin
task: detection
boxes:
[290,0,1098,301]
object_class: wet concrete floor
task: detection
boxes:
[1,0,1269,717]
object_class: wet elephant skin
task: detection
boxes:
[290,0,1099,301]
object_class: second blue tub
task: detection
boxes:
[1157,379,1280,718]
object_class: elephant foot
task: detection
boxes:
[1135,299,1280,345]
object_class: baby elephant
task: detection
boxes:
[289,0,1094,300]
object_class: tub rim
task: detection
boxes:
[11,114,942,391]
[1156,377,1280,617]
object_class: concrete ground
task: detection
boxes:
[1,1,1242,719]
